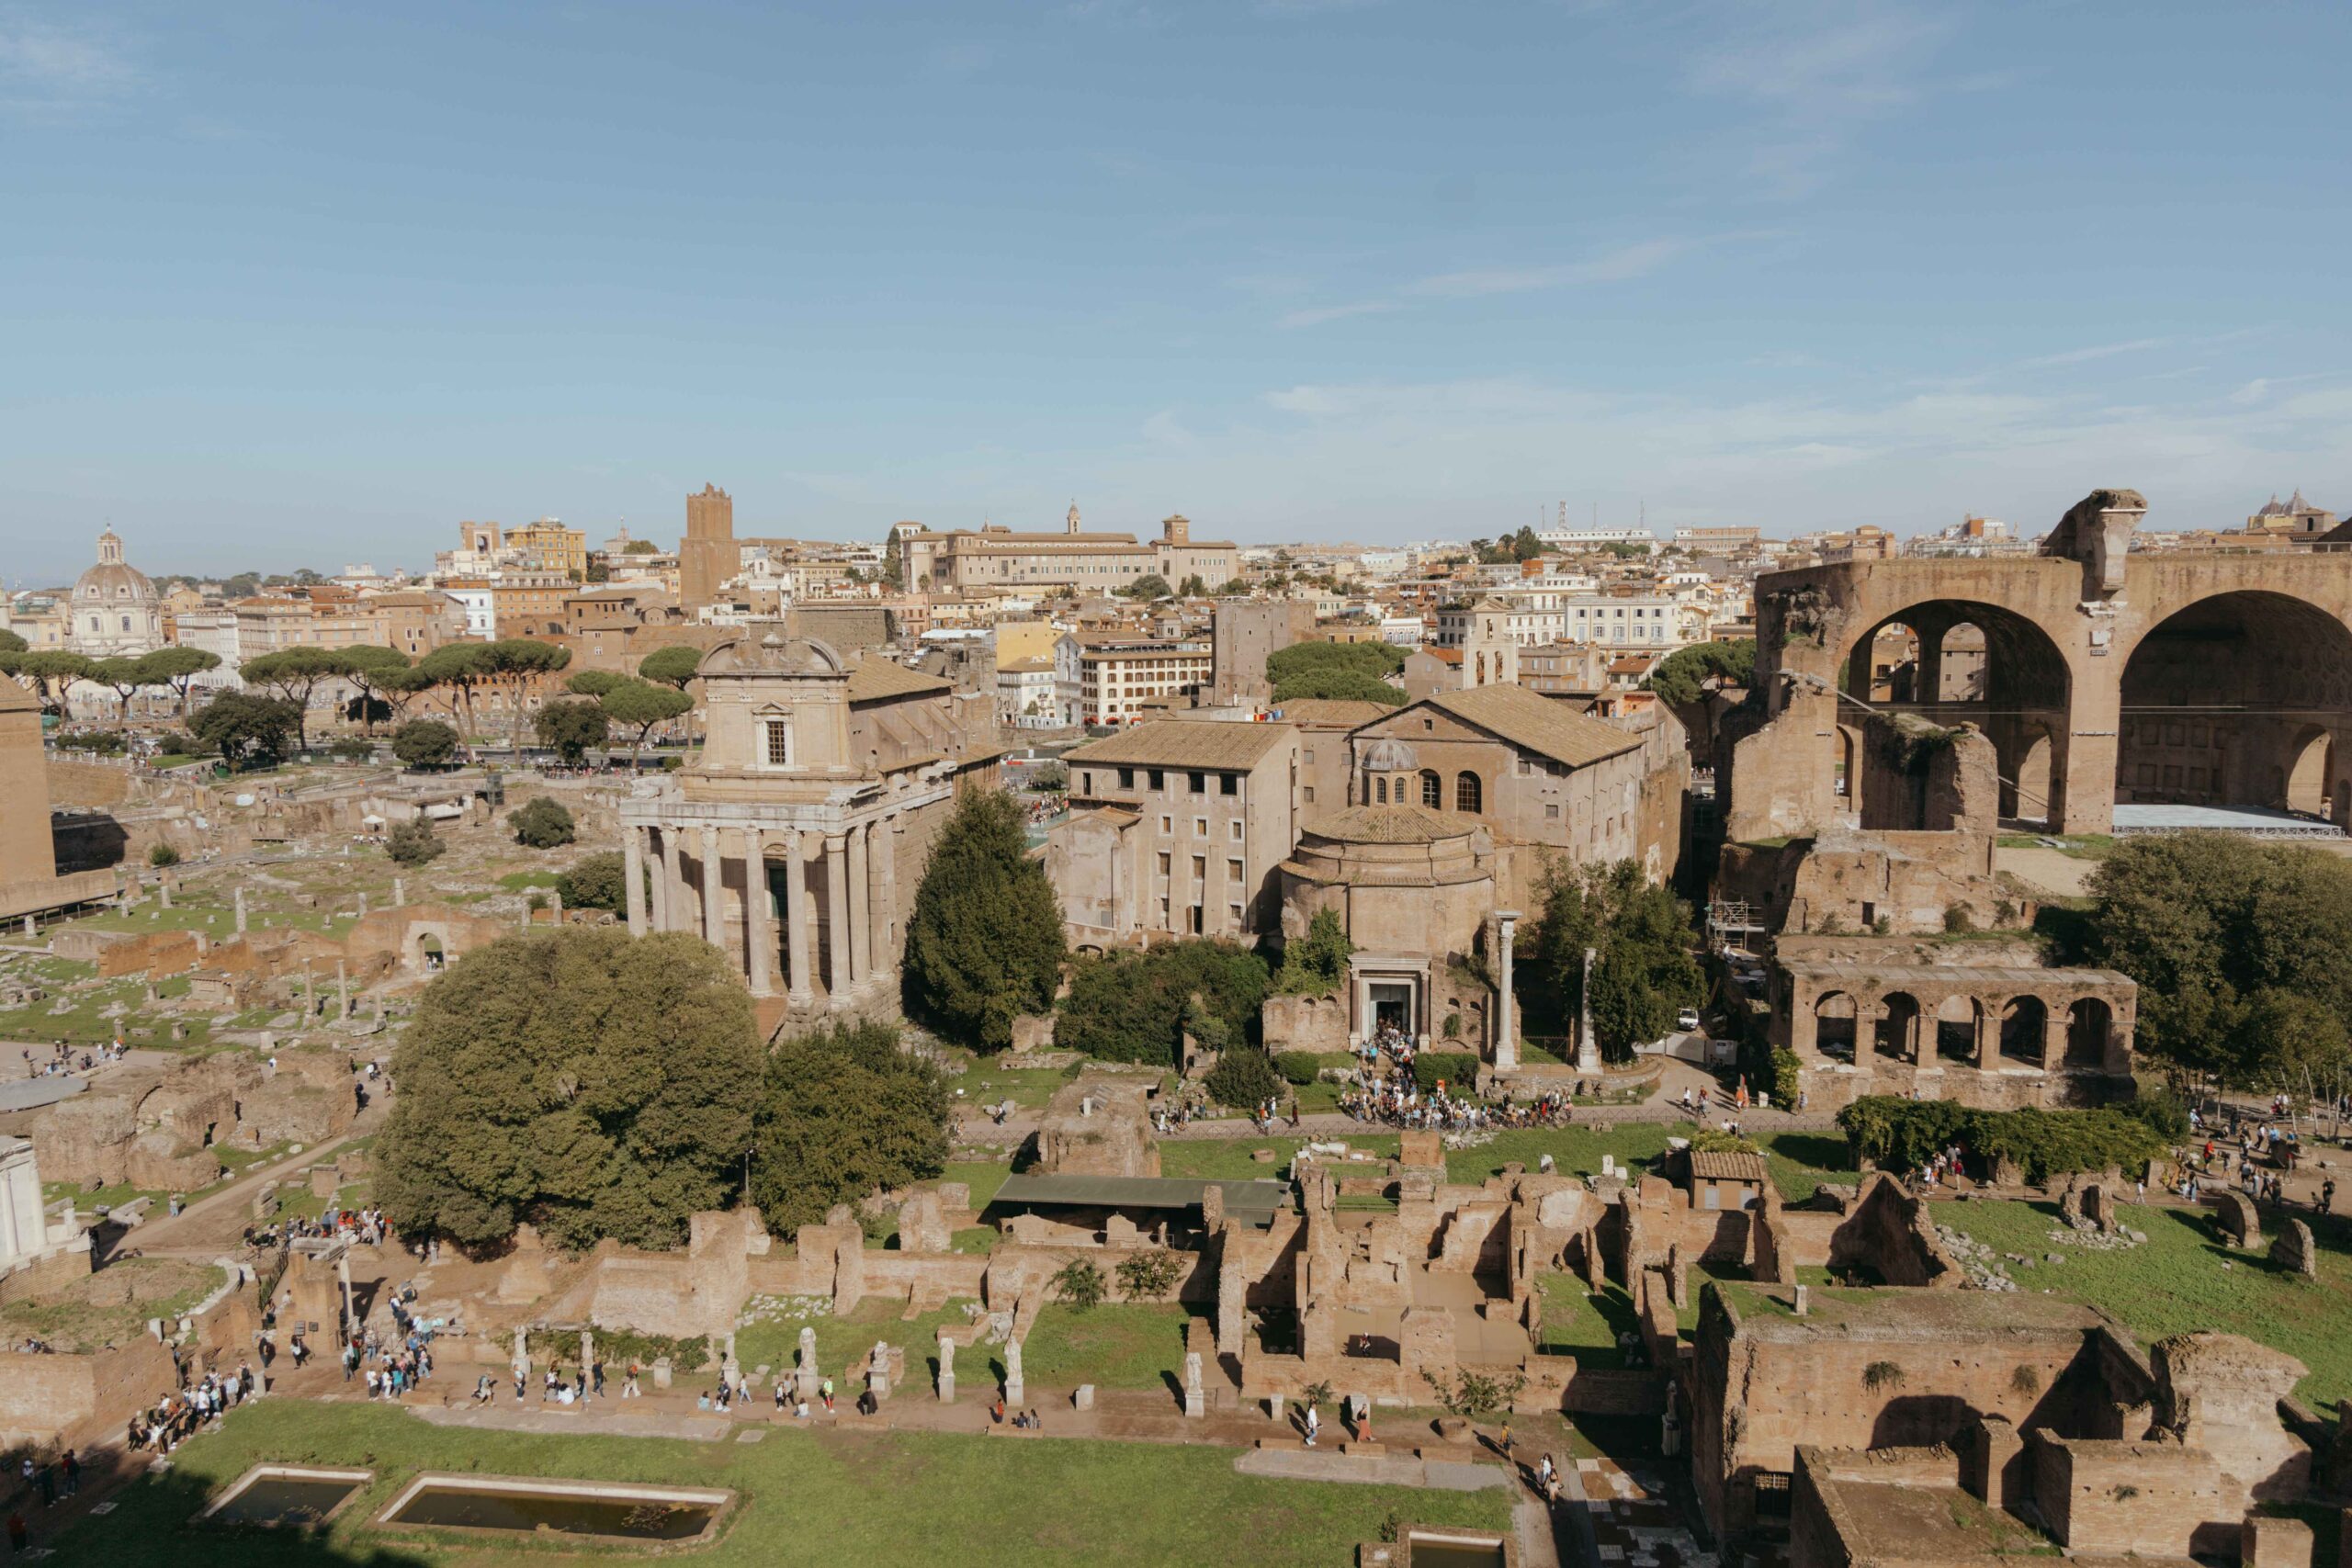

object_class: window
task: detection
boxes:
[1192,855,1206,882]
[1303,748,1316,765]
[1228,857,1244,883]
[1189,771,1206,794]
[1545,803,1560,820]
[1190,906,1204,934]
[1220,773,1238,796]
[1303,786,1316,805]
[1422,717,1433,730]
[1455,772,1482,813]
[1160,815,1173,834]
[1149,770,1165,790]
[1420,771,1442,807]
[1159,852,1171,875]
[1193,818,1207,836]
[1376,777,1389,803]
[1229,903,1244,925]
[763,720,793,766]
[1517,758,1535,776]
[1229,821,1243,841]
[1119,767,1135,789]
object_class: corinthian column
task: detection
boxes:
[847,822,872,987]
[625,828,649,937]
[700,824,724,947]
[870,814,896,974]
[745,829,775,996]
[785,829,813,1007]
[824,832,851,1000]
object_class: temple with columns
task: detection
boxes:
[617,628,1002,1036]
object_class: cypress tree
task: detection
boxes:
[903,787,1066,1049]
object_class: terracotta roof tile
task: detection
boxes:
[1067,720,1296,770]
[1420,684,1641,768]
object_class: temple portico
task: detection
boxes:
[617,628,1001,1034]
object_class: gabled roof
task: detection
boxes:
[1272,698,1396,729]
[1067,719,1295,771]
[846,658,951,702]
[1689,1150,1770,1184]
[1417,683,1641,769]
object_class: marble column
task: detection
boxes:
[744,829,776,997]
[824,833,852,1000]
[700,824,724,948]
[1493,910,1520,1071]
[1574,945,1601,1074]
[847,823,872,987]
[657,828,682,932]
[871,814,896,974]
[624,828,648,937]
[785,830,813,1006]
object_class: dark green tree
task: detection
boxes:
[2081,832,2352,1089]
[566,669,628,697]
[1274,907,1354,996]
[1124,573,1172,600]
[5,651,92,716]
[1267,640,1407,705]
[902,787,1066,1049]
[387,818,446,865]
[391,718,460,769]
[1645,638,1757,706]
[1178,574,1208,596]
[557,852,630,913]
[1205,1047,1283,1109]
[416,643,492,735]
[1523,859,1702,1060]
[1056,941,1270,1066]
[639,645,703,691]
[85,656,163,713]
[189,692,300,771]
[600,678,695,768]
[0,630,23,655]
[534,698,608,763]
[748,1020,951,1235]
[136,647,222,717]
[375,928,763,1250]
[338,646,412,733]
[239,646,351,750]
[510,795,577,848]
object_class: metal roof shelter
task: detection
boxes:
[990,1173,1290,1228]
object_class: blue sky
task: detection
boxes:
[3,1,2348,583]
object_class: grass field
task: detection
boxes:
[45,1395,1509,1567]
[1937,1198,2352,1407]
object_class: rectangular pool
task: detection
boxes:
[378,1473,732,1543]
[199,1466,373,1528]
[1408,1531,1511,1568]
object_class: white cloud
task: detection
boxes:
[1282,237,1694,328]
[0,10,139,119]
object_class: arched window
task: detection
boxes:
[1455,772,1482,814]
[1375,775,1388,803]
[1420,770,1442,807]
[1475,652,1487,684]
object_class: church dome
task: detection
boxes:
[67,529,164,657]
[73,530,158,608]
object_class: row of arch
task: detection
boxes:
[1370,769,1483,814]
[1811,991,2115,1070]
[1829,589,2352,827]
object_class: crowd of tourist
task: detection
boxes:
[14,1041,124,1080]
[126,1364,256,1456]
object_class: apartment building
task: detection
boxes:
[1049,721,1300,943]
[504,518,588,579]
[895,508,1239,595]
[1053,634,1213,727]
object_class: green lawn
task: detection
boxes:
[1159,1135,1401,1182]
[48,1396,1508,1566]
[1937,1198,2352,1407]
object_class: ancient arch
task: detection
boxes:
[1999,996,2048,1066]
[1933,995,1982,1061]
[1837,600,2072,828]
[2116,591,2352,822]
[1874,992,1921,1061]
[2287,727,2334,818]
[1454,772,1482,814]
[2064,998,2112,1068]
[1814,991,1857,1059]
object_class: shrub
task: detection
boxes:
[1114,1249,1183,1302]
[510,795,576,849]
[1943,903,1975,933]
[386,818,445,866]
[153,729,204,756]
[391,719,460,769]
[1274,1051,1325,1087]
[1205,1048,1282,1110]
[1051,1258,1106,1312]
[1421,1368,1527,1418]
[1836,1097,2168,1185]
[2120,1088,2189,1141]
[1689,1128,1758,1156]
[1411,1052,1460,1097]
[147,843,180,868]
[557,852,628,914]
[1738,1038,1802,1107]
[54,730,126,754]
[1862,1360,1905,1392]
[1056,940,1268,1067]
[328,737,375,761]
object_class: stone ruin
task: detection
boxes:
[2267,1218,2317,1278]
[1033,1073,1159,1179]
[2211,1190,2263,1250]
[28,1048,358,1190]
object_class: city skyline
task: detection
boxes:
[6,1,2350,582]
